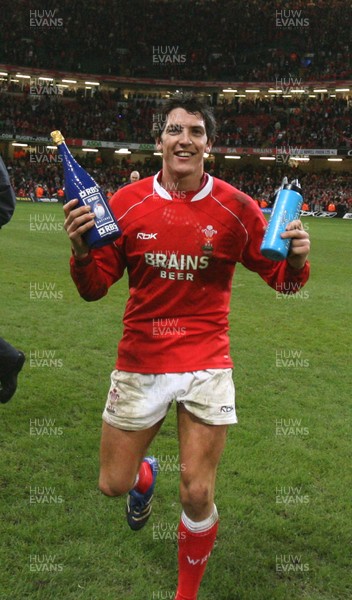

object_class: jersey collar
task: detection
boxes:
[153,171,213,202]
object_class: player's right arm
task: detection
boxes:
[63,199,126,301]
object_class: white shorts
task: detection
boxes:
[102,369,237,431]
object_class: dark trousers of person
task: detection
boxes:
[0,337,21,376]
[0,337,25,403]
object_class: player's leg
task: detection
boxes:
[99,419,163,530]
[99,419,163,497]
[175,403,228,600]
[98,370,172,530]
[99,369,169,498]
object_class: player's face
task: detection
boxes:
[157,108,211,186]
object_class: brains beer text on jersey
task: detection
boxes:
[145,252,209,270]
[144,252,209,281]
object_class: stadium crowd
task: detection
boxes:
[7,154,352,216]
[1,1,351,218]
[1,89,352,150]
[1,0,351,82]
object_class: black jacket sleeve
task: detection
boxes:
[0,156,16,228]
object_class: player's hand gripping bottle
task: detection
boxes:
[51,130,121,248]
[260,178,303,261]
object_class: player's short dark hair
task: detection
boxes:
[153,94,217,142]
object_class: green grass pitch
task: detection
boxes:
[0,203,351,600]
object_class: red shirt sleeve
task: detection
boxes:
[69,239,126,301]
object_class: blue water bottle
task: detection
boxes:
[51,130,121,249]
[260,178,303,261]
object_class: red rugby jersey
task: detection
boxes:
[70,173,310,373]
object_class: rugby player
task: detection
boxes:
[63,97,310,599]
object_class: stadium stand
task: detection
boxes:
[1,0,351,81]
[0,0,351,215]
[0,90,351,149]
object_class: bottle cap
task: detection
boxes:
[286,179,302,194]
[291,178,301,188]
[51,130,65,145]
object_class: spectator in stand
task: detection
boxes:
[35,184,44,200]
[130,171,140,183]
[119,170,141,188]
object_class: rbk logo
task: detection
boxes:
[220,406,234,413]
[137,232,158,240]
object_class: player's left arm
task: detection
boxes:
[240,208,310,293]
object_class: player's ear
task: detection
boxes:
[156,138,163,152]
[205,137,214,153]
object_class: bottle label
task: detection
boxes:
[79,188,119,238]
[277,209,291,249]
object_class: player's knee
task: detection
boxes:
[179,479,211,512]
[98,474,132,497]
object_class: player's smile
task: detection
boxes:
[174,150,196,160]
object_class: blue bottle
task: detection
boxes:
[260,178,303,261]
[51,130,121,249]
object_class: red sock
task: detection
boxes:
[134,460,153,494]
[175,513,218,600]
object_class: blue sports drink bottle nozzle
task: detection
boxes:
[51,130,121,249]
[260,177,303,261]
